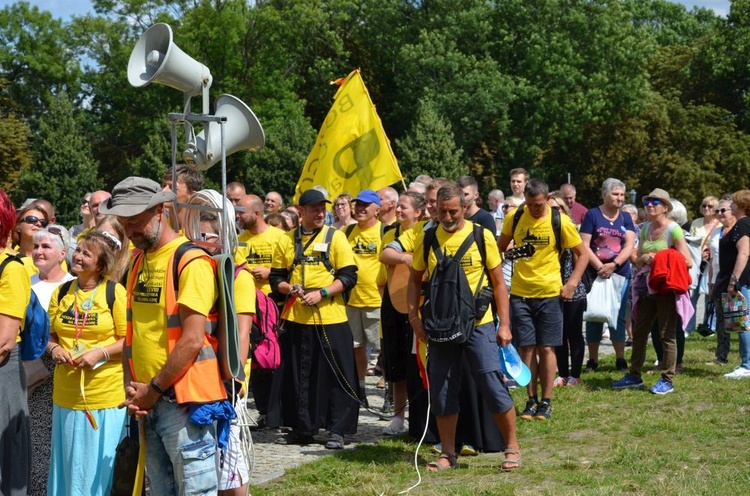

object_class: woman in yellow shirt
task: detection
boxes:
[46,232,127,496]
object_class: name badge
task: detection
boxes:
[71,343,88,360]
[313,243,329,252]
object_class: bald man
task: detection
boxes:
[264,191,283,214]
[88,190,112,223]
[377,187,399,226]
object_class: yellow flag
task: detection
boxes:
[294,69,403,203]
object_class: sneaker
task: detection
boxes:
[553,376,568,387]
[615,358,628,372]
[584,359,599,373]
[566,377,583,387]
[650,378,674,395]
[460,444,478,456]
[430,443,442,454]
[612,373,644,389]
[383,418,407,436]
[325,433,345,450]
[534,401,551,420]
[724,366,750,379]
[625,339,633,347]
[519,399,537,420]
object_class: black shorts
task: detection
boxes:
[380,289,413,382]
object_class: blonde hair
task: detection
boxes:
[79,232,120,280]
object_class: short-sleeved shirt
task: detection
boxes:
[235,226,285,295]
[234,268,256,315]
[469,209,497,236]
[412,222,501,326]
[580,207,635,278]
[346,221,384,308]
[129,236,218,382]
[388,220,430,253]
[715,217,750,294]
[501,207,583,298]
[50,279,127,409]
[0,252,30,342]
[273,226,355,324]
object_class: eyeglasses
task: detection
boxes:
[21,215,48,227]
[200,232,220,242]
[643,199,662,207]
[701,204,715,209]
[81,199,90,206]
[717,208,730,214]
[334,202,349,208]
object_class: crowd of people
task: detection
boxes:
[1,163,749,494]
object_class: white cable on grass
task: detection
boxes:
[397,349,430,495]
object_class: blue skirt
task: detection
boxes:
[47,404,126,496]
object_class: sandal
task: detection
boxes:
[501,448,521,472]
[427,452,458,471]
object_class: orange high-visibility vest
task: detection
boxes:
[124,243,227,404]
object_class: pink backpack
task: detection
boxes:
[235,266,281,369]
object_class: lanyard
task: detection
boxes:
[74,279,100,344]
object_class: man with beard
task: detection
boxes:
[268,189,359,449]
[101,177,224,494]
[234,194,285,429]
[407,183,520,472]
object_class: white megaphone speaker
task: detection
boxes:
[127,23,212,97]
[183,94,265,170]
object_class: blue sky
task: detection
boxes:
[0,0,735,19]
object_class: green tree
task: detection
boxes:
[18,91,101,225]
[396,98,465,181]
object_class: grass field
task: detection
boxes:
[251,334,750,495]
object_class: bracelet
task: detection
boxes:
[150,378,166,396]
[96,346,110,362]
[48,344,60,355]
[319,287,330,298]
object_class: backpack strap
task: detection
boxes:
[423,226,439,266]
[321,226,336,274]
[345,224,356,239]
[57,280,75,307]
[510,206,525,239]
[105,279,117,315]
[0,253,23,280]
[511,205,562,254]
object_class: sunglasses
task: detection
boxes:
[701,204,715,209]
[200,232,220,242]
[717,208,731,214]
[21,215,48,227]
[643,199,662,207]
[47,226,65,243]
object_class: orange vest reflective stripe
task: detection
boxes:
[124,244,226,404]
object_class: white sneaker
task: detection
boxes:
[724,367,750,379]
[383,417,407,436]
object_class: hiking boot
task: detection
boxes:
[612,373,644,389]
[650,378,674,395]
[615,358,628,372]
[534,401,552,420]
[325,433,345,450]
[519,399,537,420]
[584,359,599,373]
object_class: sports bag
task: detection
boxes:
[248,277,281,369]
[421,224,485,344]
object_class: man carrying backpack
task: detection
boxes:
[407,183,520,472]
[497,179,588,421]
[101,177,225,495]
[268,189,359,450]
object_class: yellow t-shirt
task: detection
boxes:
[49,279,127,409]
[377,227,401,286]
[129,237,218,382]
[0,252,30,342]
[412,222,501,326]
[501,207,583,298]
[395,220,430,254]
[20,255,39,277]
[272,226,355,324]
[346,222,384,308]
[235,226,285,295]
[235,268,256,315]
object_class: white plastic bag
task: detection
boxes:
[583,273,626,327]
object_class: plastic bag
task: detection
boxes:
[722,292,750,332]
[584,273,626,327]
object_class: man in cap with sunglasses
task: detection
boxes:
[101,176,224,494]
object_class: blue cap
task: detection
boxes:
[353,190,381,206]
[498,344,531,387]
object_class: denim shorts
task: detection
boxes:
[510,295,563,347]
[143,400,219,496]
[427,322,514,416]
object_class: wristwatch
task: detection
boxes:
[319,287,330,298]
[150,378,166,396]
[613,261,621,270]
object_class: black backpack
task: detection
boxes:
[421,224,487,344]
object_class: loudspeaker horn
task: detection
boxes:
[127,23,212,96]
[183,94,265,170]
